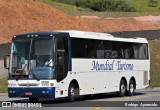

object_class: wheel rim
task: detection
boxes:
[130,83,134,93]
[70,87,75,97]
[121,84,126,94]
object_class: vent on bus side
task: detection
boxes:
[143,71,148,85]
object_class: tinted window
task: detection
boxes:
[96,40,104,59]
[104,41,112,59]
[133,43,148,59]
[85,39,96,58]
[56,36,69,82]
[71,38,85,58]
[71,38,148,59]
[85,39,104,58]
[121,42,135,59]
[57,37,68,56]
[112,42,123,59]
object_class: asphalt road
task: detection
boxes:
[0,88,160,110]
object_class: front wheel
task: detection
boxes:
[68,83,79,102]
[118,80,126,97]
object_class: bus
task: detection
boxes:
[4,30,150,102]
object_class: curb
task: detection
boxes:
[145,87,160,90]
[0,93,8,96]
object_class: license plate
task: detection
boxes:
[25,92,32,95]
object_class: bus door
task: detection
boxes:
[55,35,69,82]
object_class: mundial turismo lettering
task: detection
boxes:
[91,60,134,71]
[91,60,114,71]
[116,61,134,70]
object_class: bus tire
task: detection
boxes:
[118,80,126,97]
[29,98,39,102]
[68,83,78,102]
[127,80,135,96]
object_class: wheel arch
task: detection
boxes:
[68,79,80,95]
[120,77,127,86]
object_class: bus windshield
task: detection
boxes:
[10,38,55,80]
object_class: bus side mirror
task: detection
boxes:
[4,55,10,69]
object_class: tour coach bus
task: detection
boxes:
[4,30,150,102]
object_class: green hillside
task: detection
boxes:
[40,0,160,12]
[39,0,92,14]
[149,40,160,87]
[39,0,160,17]
[125,0,160,12]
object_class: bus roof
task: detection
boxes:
[54,30,148,43]
[14,30,148,43]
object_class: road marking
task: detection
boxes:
[91,107,103,110]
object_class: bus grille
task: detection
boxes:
[18,83,39,87]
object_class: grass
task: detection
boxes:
[39,0,92,15]
[149,40,160,87]
[125,0,160,12]
[0,77,8,93]
[39,0,160,18]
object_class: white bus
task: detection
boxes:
[4,30,150,102]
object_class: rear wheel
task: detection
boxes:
[68,83,79,102]
[127,80,135,96]
[118,80,126,97]
[29,98,39,102]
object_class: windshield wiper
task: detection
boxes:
[31,73,40,81]
[29,68,40,81]
[29,73,40,81]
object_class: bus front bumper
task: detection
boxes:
[8,87,55,98]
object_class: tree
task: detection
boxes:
[148,0,158,7]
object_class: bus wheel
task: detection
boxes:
[68,83,78,102]
[127,80,135,96]
[118,80,126,97]
[29,98,39,102]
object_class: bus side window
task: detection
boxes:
[71,38,85,58]
[85,39,96,58]
[96,41,104,59]
[112,42,123,59]
[133,43,148,59]
[104,41,112,59]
